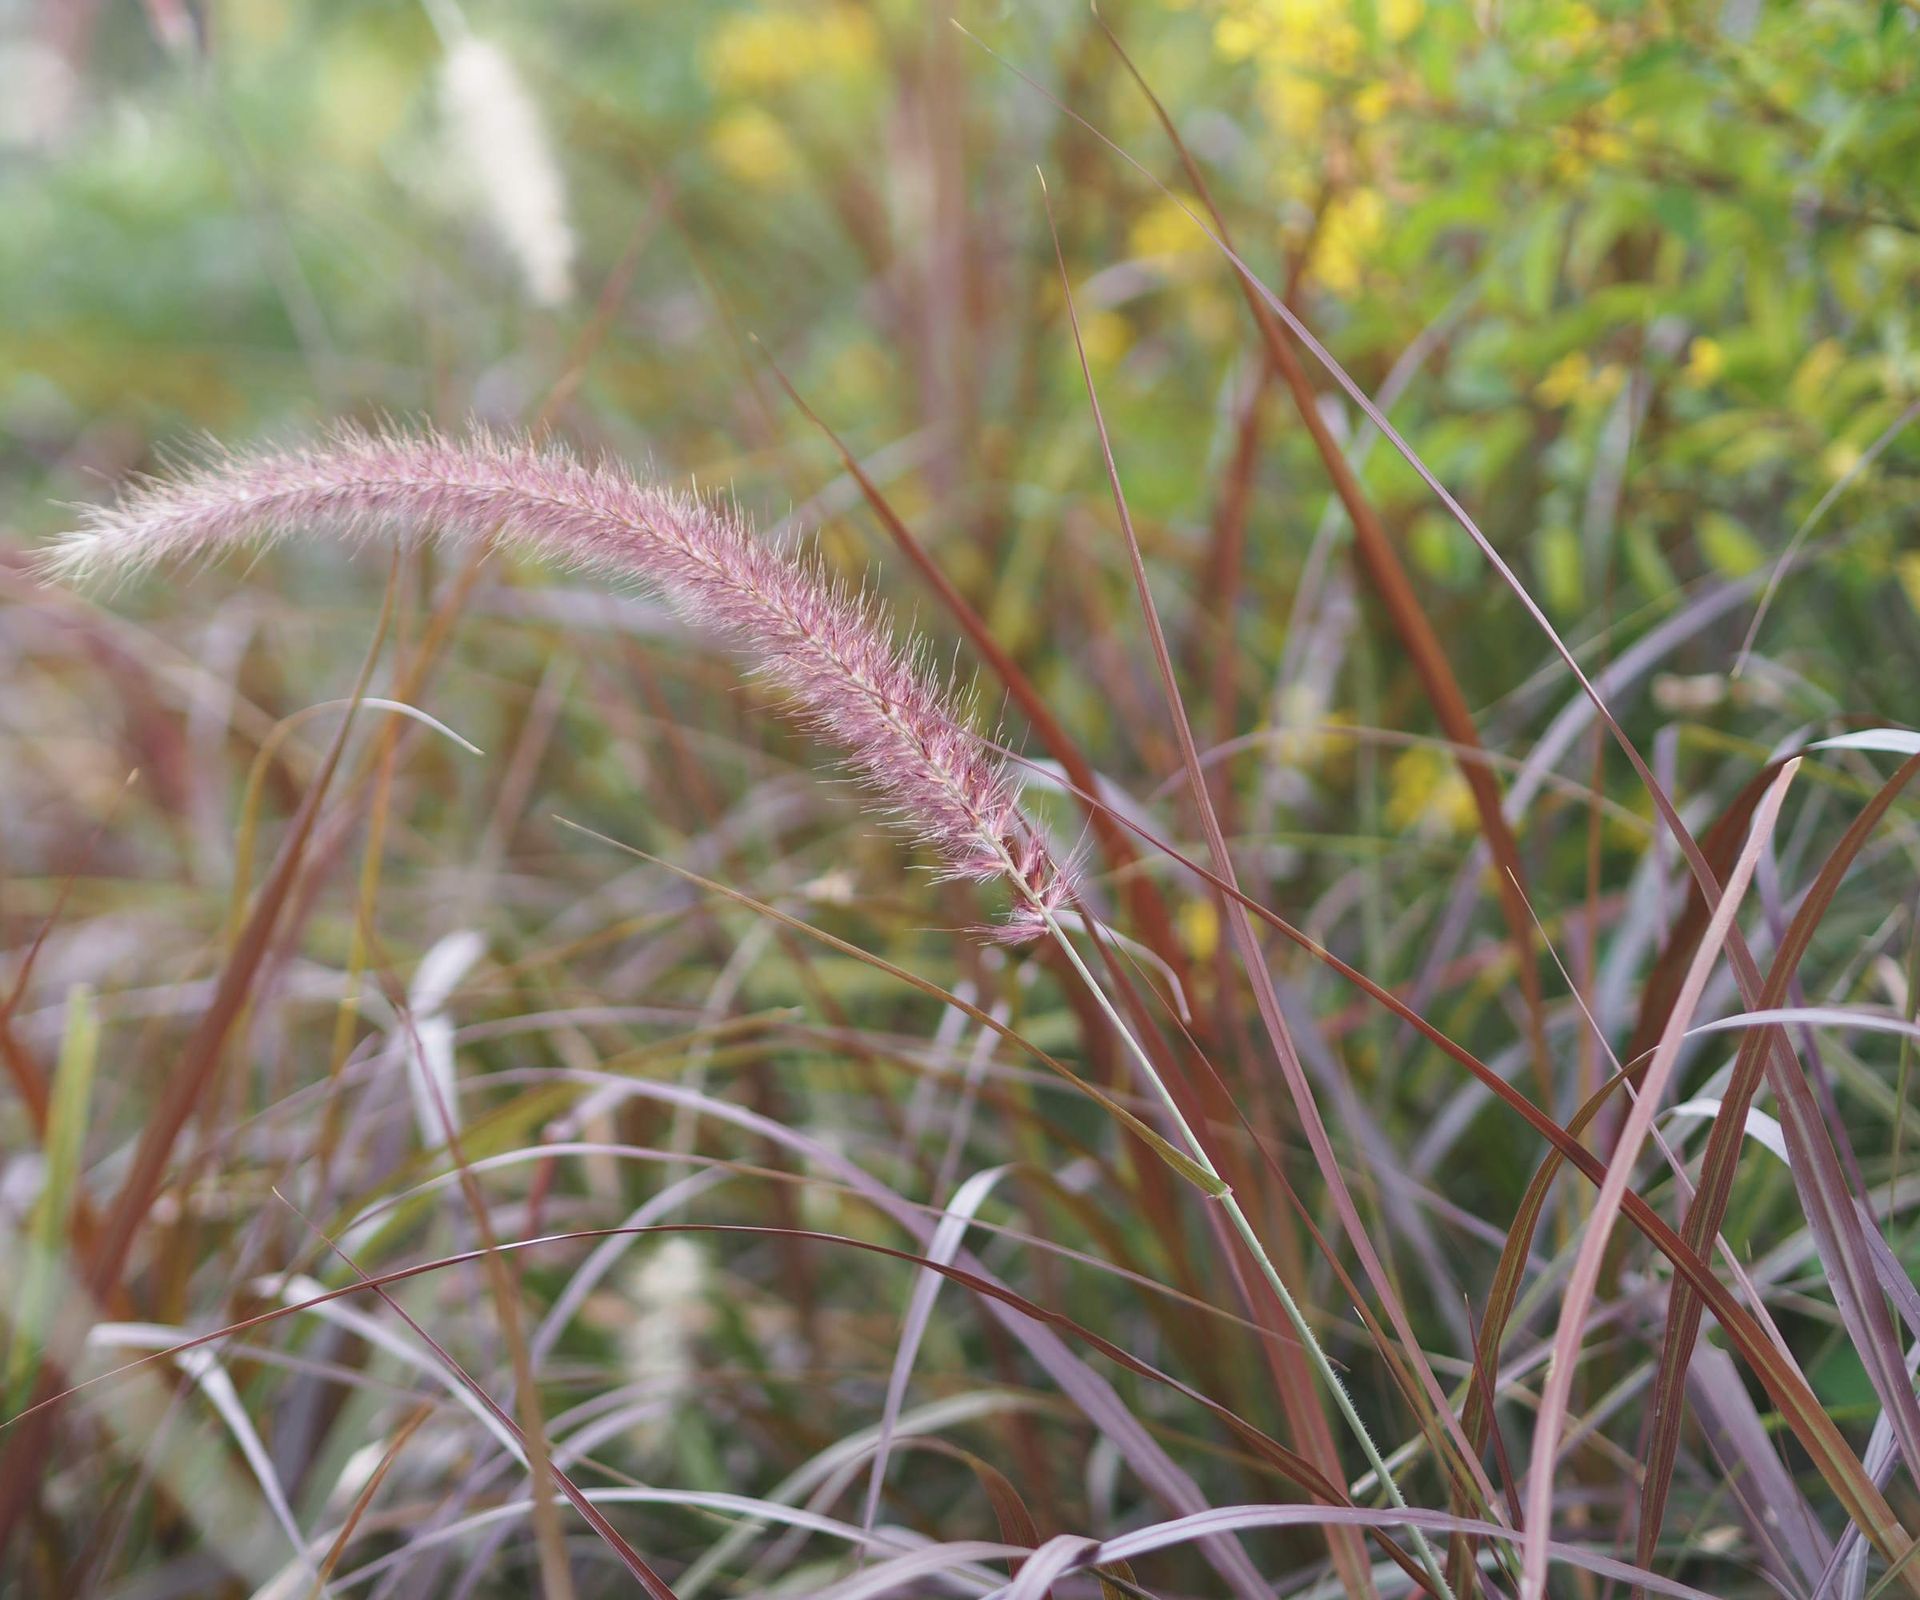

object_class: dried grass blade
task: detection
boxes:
[1642,755,1920,1587]
[935,690,1901,1568]
[860,1165,1015,1544]
[0,584,393,1559]
[1091,8,1553,1110]
[276,1200,681,1599]
[1521,759,1798,1600]
[304,1404,431,1599]
[1046,170,1468,1600]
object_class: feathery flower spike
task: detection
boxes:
[43,426,1074,938]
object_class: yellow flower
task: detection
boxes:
[1212,0,1423,143]
[1381,0,1425,41]
[1129,197,1203,263]
[1823,439,1865,482]
[814,5,880,74]
[1178,898,1220,962]
[1311,187,1384,298]
[709,107,799,185]
[1559,2,1606,47]
[1551,126,1628,180]
[1269,687,1353,771]
[1214,12,1265,61]
[1550,91,1631,180]
[1533,353,1623,410]
[1682,337,1724,387]
[1077,309,1133,369]
[1535,350,1593,408]
[1352,81,1394,124]
[1385,747,1477,839]
[703,4,877,96]
[1265,72,1328,143]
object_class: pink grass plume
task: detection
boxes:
[43,425,1074,938]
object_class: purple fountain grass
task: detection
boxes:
[44,425,1074,937]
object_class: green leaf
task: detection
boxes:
[1699,510,1766,578]
[6,985,100,1404]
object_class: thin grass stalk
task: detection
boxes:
[1040,912,1455,1600]
[1035,98,1498,1517]
[1087,10,1555,1111]
[1040,173,1456,1598]
[754,348,1200,1003]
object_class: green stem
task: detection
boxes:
[1042,912,1457,1600]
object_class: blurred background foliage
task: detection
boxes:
[5,0,1918,825]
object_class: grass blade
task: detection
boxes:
[1521,758,1797,1600]
[1638,752,1920,1582]
[1091,7,1554,1112]
[4,985,101,1406]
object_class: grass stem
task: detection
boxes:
[1040,912,1456,1600]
